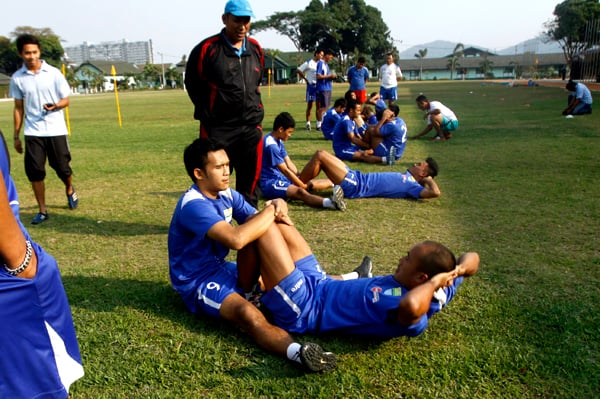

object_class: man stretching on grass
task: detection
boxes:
[298,150,441,200]
[260,112,346,211]
[253,220,479,337]
[169,138,353,372]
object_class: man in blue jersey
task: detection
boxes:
[168,137,337,372]
[297,150,441,200]
[332,100,395,164]
[321,98,346,140]
[257,222,479,337]
[362,104,408,164]
[260,112,346,211]
[315,48,337,131]
[0,130,84,398]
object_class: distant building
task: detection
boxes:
[64,40,154,65]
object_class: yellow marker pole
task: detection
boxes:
[111,65,122,127]
[61,64,72,136]
[268,68,271,97]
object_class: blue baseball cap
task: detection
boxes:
[224,0,255,18]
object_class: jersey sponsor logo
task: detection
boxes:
[371,286,382,303]
[223,207,233,223]
[290,278,304,293]
[383,287,402,297]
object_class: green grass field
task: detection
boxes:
[0,80,598,398]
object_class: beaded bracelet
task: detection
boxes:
[4,240,33,276]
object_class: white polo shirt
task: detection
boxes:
[9,60,70,137]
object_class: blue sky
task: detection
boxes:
[3,0,559,63]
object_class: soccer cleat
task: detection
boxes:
[31,212,49,225]
[299,342,337,372]
[67,189,79,209]
[353,256,373,278]
[331,185,347,211]
[306,121,311,131]
[387,146,396,165]
[431,135,445,141]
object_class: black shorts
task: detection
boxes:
[24,136,73,182]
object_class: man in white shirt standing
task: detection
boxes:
[379,53,403,106]
[297,49,323,131]
[10,34,78,225]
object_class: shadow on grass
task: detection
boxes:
[63,275,387,376]
[22,212,168,236]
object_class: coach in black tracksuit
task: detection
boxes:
[185,0,264,207]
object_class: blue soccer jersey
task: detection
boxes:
[168,185,256,314]
[259,133,291,199]
[262,267,464,337]
[332,115,360,160]
[321,107,342,140]
[340,169,425,199]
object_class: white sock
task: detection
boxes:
[381,157,387,164]
[322,198,335,209]
[287,342,302,364]
[316,121,322,128]
[341,272,359,280]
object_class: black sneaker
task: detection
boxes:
[299,343,336,372]
[31,212,49,225]
[353,256,373,278]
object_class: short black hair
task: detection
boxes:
[346,99,359,111]
[273,112,295,131]
[183,138,226,182]
[565,80,577,91]
[333,98,346,108]
[426,157,439,178]
[415,94,428,103]
[16,34,40,53]
[357,56,366,64]
[418,241,457,277]
[388,103,400,116]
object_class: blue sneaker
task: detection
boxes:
[387,146,396,165]
[67,189,79,209]
[31,212,49,225]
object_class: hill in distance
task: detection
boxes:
[398,37,562,60]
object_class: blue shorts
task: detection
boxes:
[195,261,243,318]
[339,168,362,198]
[260,255,326,333]
[441,118,458,132]
[317,91,332,109]
[373,143,392,158]
[260,178,291,200]
[379,87,397,101]
[334,145,360,161]
[306,84,317,102]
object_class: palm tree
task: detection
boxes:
[414,48,427,80]
[447,43,464,80]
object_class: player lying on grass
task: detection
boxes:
[297,150,441,200]
[252,219,479,337]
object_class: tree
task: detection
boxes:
[544,0,600,70]
[447,43,464,80]
[479,55,494,78]
[0,36,20,75]
[252,0,394,68]
[142,62,161,87]
[414,48,427,80]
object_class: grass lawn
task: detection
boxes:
[0,80,598,398]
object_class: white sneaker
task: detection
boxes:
[331,185,347,211]
[306,121,311,131]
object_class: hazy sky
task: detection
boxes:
[3,0,559,63]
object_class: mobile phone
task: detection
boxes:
[45,103,54,107]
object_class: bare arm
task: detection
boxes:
[418,176,441,199]
[396,252,479,326]
[206,199,291,250]
[13,99,24,154]
[277,160,307,189]
[0,169,38,279]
